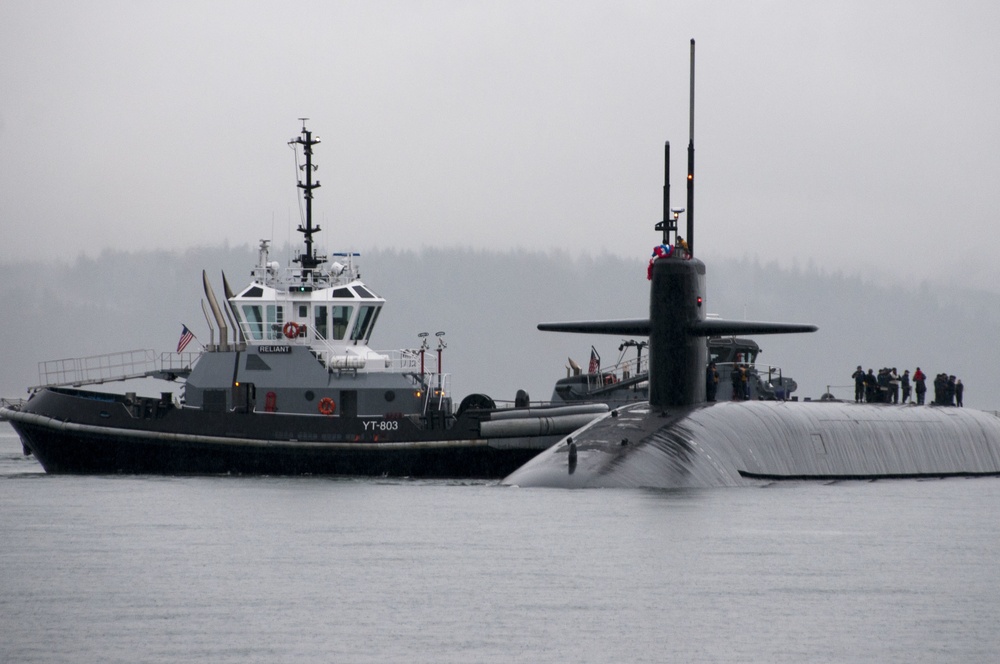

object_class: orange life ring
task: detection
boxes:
[283,321,300,339]
[318,397,336,415]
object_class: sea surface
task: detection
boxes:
[2,423,999,663]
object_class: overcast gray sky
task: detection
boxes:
[2,1,999,287]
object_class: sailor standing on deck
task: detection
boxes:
[914,367,927,405]
[865,369,877,403]
[852,365,865,403]
[706,362,719,402]
[731,364,742,400]
[877,368,890,403]
[901,369,912,403]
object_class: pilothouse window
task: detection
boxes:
[314,305,328,340]
[266,305,284,340]
[351,305,379,342]
[364,306,381,343]
[332,306,353,341]
[242,305,264,341]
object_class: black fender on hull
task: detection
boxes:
[503,401,1000,489]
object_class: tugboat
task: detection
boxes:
[0,122,605,477]
[550,335,798,406]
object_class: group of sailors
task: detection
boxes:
[851,366,964,407]
[705,362,752,402]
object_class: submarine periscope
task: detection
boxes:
[503,40,1000,489]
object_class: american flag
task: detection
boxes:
[176,325,195,353]
[588,346,600,374]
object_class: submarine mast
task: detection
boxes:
[660,141,671,245]
[686,38,695,256]
[656,40,695,250]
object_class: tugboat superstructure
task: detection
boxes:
[188,122,452,420]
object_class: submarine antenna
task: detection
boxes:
[656,141,678,243]
[289,118,323,275]
[661,141,672,244]
[686,38,695,257]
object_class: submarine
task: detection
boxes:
[504,40,1000,489]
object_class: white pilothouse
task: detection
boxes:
[235,241,410,375]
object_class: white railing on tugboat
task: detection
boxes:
[32,349,200,390]
[249,262,360,290]
[421,373,452,415]
[577,355,647,389]
[380,349,439,374]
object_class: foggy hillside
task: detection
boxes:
[2,246,997,410]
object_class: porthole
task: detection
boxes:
[304,390,315,401]
[384,391,396,402]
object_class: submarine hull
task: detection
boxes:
[503,401,1000,488]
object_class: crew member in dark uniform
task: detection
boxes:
[956,379,964,407]
[852,365,865,403]
[706,362,719,402]
[876,368,890,403]
[901,369,911,403]
[933,373,946,405]
[865,369,877,403]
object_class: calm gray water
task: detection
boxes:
[2,424,999,663]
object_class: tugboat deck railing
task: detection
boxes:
[249,262,361,291]
[32,349,200,391]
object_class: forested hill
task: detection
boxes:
[2,246,997,410]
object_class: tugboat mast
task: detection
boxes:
[289,119,324,274]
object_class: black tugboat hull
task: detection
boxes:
[11,421,541,477]
[4,388,563,478]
